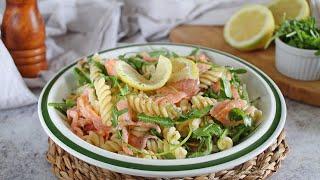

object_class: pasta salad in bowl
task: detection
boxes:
[38,43,286,177]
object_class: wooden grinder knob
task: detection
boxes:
[1,0,47,78]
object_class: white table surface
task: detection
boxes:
[0,95,320,179]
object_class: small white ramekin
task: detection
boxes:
[275,38,320,81]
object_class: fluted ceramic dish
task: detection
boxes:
[275,38,320,81]
[38,43,286,178]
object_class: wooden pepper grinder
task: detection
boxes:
[1,0,47,78]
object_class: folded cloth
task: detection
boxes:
[0,40,37,109]
[28,0,123,87]
[0,0,269,109]
[121,0,269,41]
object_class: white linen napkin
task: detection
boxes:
[0,0,269,109]
[0,40,37,109]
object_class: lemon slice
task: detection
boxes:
[168,57,199,83]
[224,4,275,51]
[115,55,172,91]
[268,0,310,26]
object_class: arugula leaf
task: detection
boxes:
[229,108,252,127]
[92,60,107,75]
[227,66,247,75]
[221,76,232,98]
[240,84,250,102]
[137,113,174,127]
[230,75,240,91]
[111,107,128,127]
[104,76,129,97]
[270,17,320,55]
[148,50,168,58]
[231,127,247,143]
[119,55,146,70]
[111,108,118,127]
[188,137,212,158]
[48,99,76,115]
[170,51,180,58]
[104,76,118,86]
[203,87,231,101]
[229,125,254,143]
[73,67,91,86]
[192,123,223,139]
[161,153,176,159]
[177,105,213,122]
[150,128,163,139]
[116,130,123,139]
[229,108,244,121]
[230,68,247,74]
[189,47,200,56]
[220,128,229,138]
[203,88,220,99]
[119,84,129,96]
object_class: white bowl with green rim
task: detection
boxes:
[38,43,286,178]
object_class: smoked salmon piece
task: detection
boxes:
[116,99,135,126]
[157,79,200,101]
[197,63,211,73]
[210,99,247,126]
[128,135,157,149]
[77,94,111,137]
[231,85,240,100]
[154,91,188,105]
[104,59,117,76]
[211,81,221,93]
[139,52,158,62]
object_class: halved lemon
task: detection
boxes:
[224,4,275,51]
[268,0,310,26]
[168,57,199,83]
[115,55,172,91]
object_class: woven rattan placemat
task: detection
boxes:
[46,131,288,180]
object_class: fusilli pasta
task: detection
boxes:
[199,67,229,89]
[191,95,217,109]
[146,139,164,154]
[90,63,113,126]
[83,132,123,153]
[163,127,181,145]
[245,105,263,121]
[130,126,151,138]
[101,134,123,153]
[178,99,191,113]
[176,118,201,137]
[137,149,158,159]
[127,94,181,119]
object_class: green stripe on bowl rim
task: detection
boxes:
[39,43,283,172]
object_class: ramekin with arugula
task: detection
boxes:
[273,17,320,81]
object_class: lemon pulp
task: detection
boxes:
[115,55,172,91]
[169,57,199,83]
[224,4,275,51]
[268,0,310,26]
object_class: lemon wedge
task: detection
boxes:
[115,55,172,91]
[168,57,199,83]
[268,0,310,26]
[224,4,275,51]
